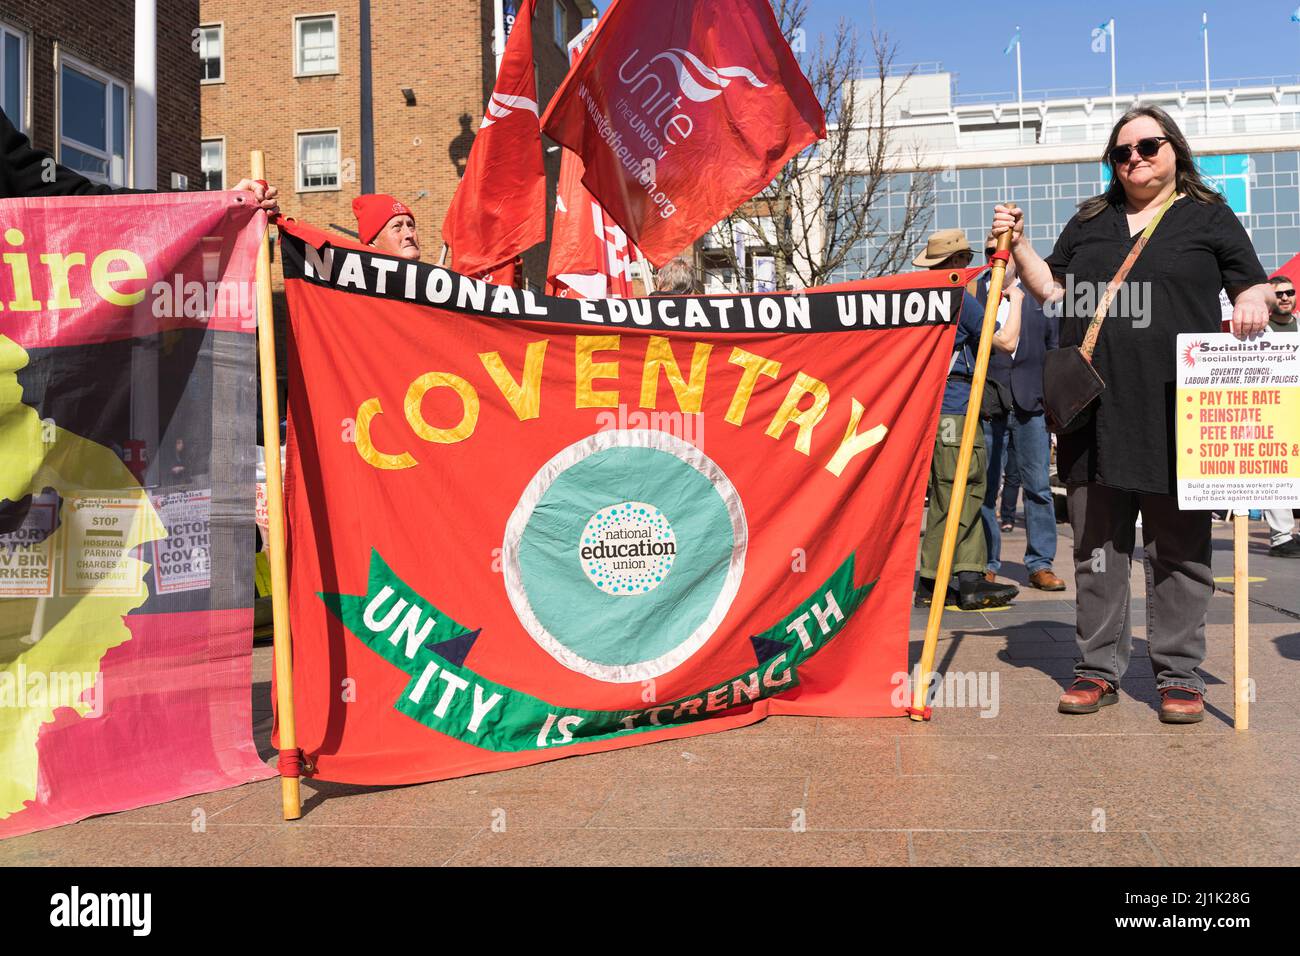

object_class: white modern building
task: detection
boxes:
[818,65,1300,281]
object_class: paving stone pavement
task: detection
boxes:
[2,517,1296,867]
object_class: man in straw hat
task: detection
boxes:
[913,228,1023,610]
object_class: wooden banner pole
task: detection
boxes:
[909,207,1016,720]
[250,150,302,819]
[1233,510,1250,731]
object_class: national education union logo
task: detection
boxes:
[501,429,747,683]
[579,501,677,596]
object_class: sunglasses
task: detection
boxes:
[1109,136,1170,166]
[1277,289,1296,298]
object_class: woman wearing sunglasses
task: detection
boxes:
[990,105,1274,724]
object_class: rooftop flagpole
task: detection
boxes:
[1203,12,1211,128]
[1110,18,1117,125]
[1293,8,1300,67]
[1004,28,1023,143]
[1015,28,1023,143]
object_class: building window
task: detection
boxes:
[201,139,225,190]
[199,24,223,83]
[296,15,338,76]
[553,1,566,47]
[59,58,129,187]
[297,130,339,190]
[1,23,25,130]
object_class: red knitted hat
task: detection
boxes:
[352,194,414,245]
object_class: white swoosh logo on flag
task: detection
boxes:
[481,92,540,129]
[648,47,767,103]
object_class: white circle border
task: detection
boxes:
[501,429,748,684]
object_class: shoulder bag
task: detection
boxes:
[1042,191,1178,434]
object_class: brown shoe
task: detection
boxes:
[983,570,997,583]
[1057,677,1118,714]
[1029,569,1066,591]
[1158,687,1205,724]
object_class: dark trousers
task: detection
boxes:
[920,414,987,579]
[981,410,1057,575]
[1000,432,1021,523]
[1067,483,1213,693]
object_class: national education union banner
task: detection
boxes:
[0,192,273,839]
[278,219,978,784]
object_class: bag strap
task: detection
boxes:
[1079,190,1179,362]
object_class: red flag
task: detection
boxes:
[473,256,522,287]
[441,0,545,277]
[1272,250,1300,285]
[546,147,639,298]
[540,0,825,267]
[276,216,981,784]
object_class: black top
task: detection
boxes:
[979,276,1058,414]
[1044,196,1266,495]
[0,108,135,199]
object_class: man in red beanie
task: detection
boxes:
[352,193,420,260]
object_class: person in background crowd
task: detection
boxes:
[1263,276,1299,557]
[992,105,1274,723]
[0,107,279,211]
[654,256,699,295]
[977,232,1065,592]
[1269,275,1296,332]
[168,438,191,483]
[353,194,421,260]
[999,446,1021,531]
[912,228,1022,611]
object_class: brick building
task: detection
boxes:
[0,0,201,189]
[198,0,595,288]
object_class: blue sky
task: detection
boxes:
[802,1,1300,99]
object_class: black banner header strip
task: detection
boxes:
[280,232,969,336]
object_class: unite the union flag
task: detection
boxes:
[541,0,826,266]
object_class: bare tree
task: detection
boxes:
[708,0,935,291]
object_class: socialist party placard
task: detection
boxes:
[1176,332,1300,510]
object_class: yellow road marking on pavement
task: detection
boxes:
[943,604,1012,612]
[1214,576,1266,583]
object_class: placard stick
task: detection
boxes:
[250,150,302,819]
[1233,509,1249,731]
[909,207,1016,721]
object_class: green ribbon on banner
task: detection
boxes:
[321,550,873,752]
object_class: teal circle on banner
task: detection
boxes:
[502,430,747,683]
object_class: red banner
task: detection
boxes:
[1272,250,1300,285]
[277,219,977,784]
[0,193,272,839]
[441,0,547,277]
[546,147,638,298]
[540,0,825,266]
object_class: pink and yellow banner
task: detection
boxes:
[0,192,273,839]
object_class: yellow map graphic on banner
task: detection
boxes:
[0,335,165,819]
